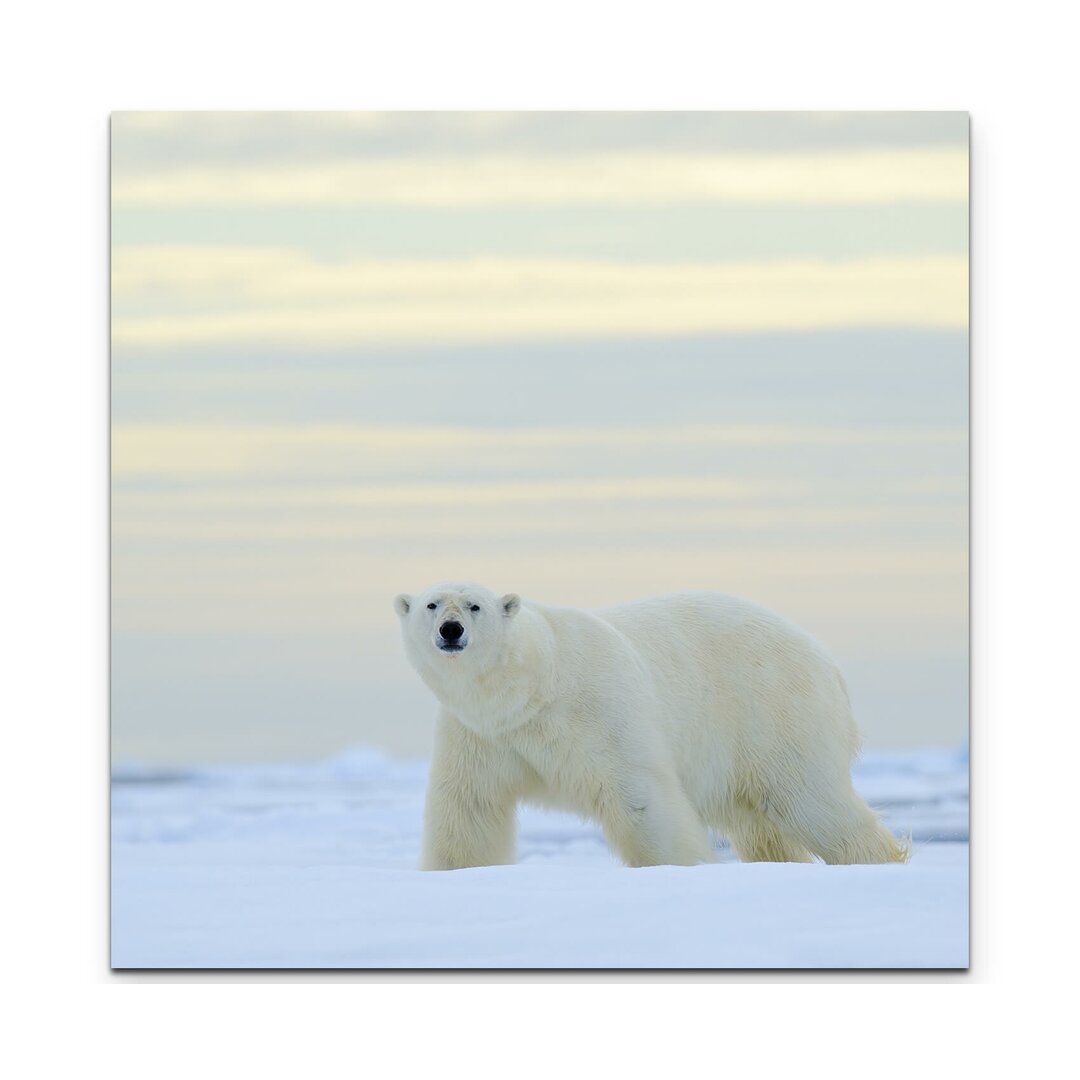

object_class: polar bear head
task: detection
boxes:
[394,581,521,678]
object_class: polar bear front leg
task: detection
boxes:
[419,714,522,870]
[597,769,715,868]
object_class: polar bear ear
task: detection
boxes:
[500,593,521,618]
[394,594,412,617]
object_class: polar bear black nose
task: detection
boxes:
[440,620,464,643]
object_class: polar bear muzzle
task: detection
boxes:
[438,619,467,652]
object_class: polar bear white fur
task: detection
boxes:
[394,582,908,870]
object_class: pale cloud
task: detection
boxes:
[111,423,966,479]
[111,148,967,207]
[110,112,968,167]
[115,475,755,508]
[111,253,967,347]
[111,493,965,544]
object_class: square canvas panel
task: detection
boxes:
[110,111,968,969]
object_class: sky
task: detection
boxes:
[111,111,968,763]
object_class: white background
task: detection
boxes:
[2,0,1075,1074]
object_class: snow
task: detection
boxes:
[111,745,968,969]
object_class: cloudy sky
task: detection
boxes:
[111,112,968,763]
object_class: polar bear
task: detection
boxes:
[394,582,908,870]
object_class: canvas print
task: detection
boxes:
[110,111,969,969]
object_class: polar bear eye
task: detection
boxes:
[427,602,437,610]
[469,604,480,612]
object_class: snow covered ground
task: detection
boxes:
[111,745,968,969]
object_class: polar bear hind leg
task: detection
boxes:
[776,782,910,865]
